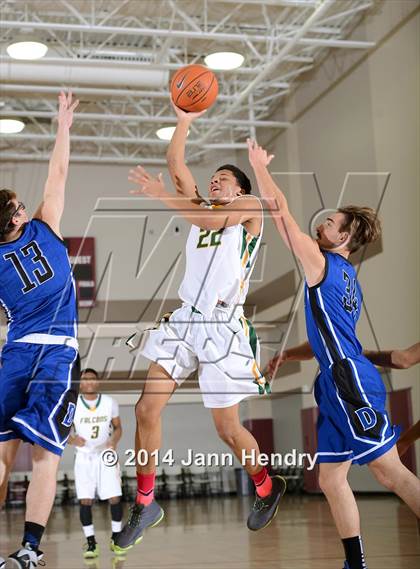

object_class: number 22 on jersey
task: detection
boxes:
[197,229,223,248]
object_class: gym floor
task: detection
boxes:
[1,495,419,569]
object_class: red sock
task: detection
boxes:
[136,472,156,506]
[251,467,272,498]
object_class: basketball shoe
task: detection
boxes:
[247,475,286,531]
[113,500,164,553]
[83,536,99,559]
[5,543,39,568]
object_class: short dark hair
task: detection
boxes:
[0,188,17,239]
[81,368,99,378]
[216,164,252,195]
[337,205,382,254]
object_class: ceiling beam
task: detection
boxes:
[1,132,250,149]
[318,3,374,25]
[0,153,167,165]
[0,56,289,91]
[0,83,279,111]
[197,0,335,146]
[212,0,317,6]
[0,19,375,49]
[0,109,291,128]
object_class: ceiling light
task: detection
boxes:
[7,41,48,60]
[204,52,244,70]
[156,126,190,141]
[0,119,25,134]
[156,127,176,141]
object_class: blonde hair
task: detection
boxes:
[338,205,382,254]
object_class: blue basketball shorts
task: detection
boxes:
[0,342,80,456]
[314,356,399,466]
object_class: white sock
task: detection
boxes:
[82,524,95,538]
[112,520,122,533]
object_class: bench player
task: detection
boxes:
[0,92,79,569]
[113,107,286,553]
[247,138,420,569]
[68,368,123,558]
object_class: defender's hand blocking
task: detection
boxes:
[57,91,79,129]
[129,166,166,199]
[247,138,274,169]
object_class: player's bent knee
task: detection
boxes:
[135,400,162,426]
[373,472,396,492]
[318,472,331,493]
[32,444,60,465]
[108,496,120,505]
[80,499,93,506]
[318,469,347,493]
[368,451,404,491]
[0,463,9,487]
[369,464,397,491]
[214,423,239,446]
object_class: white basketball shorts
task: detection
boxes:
[74,451,122,500]
[140,303,268,408]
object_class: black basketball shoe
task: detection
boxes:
[6,543,40,568]
[113,501,164,553]
[247,475,287,531]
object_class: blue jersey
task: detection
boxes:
[305,251,399,466]
[304,251,363,369]
[0,219,77,342]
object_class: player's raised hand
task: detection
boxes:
[171,99,207,123]
[265,351,287,379]
[57,91,79,129]
[129,166,166,199]
[247,138,274,169]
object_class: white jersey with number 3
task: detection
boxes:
[73,394,118,454]
[178,199,263,317]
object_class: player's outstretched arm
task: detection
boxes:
[33,91,79,237]
[247,139,325,286]
[364,342,420,370]
[266,341,314,379]
[166,101,206,199]
[267,340,420,380]
[129,165,260,231]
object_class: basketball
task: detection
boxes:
[171,64,218,112]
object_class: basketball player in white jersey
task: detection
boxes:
[114,105,286,554]
[68,368,123,558]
